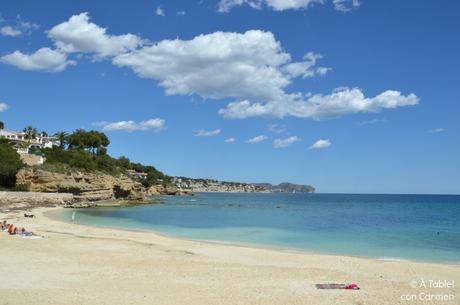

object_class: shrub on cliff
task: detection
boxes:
[0,143,24,188]
[41,129,169,186]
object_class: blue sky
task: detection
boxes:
[0,0,459,194]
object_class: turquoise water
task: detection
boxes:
[52,193,460,263]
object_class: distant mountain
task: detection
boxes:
[252,182,315,193]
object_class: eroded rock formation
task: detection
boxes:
[16,168,145,203]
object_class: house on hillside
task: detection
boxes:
[0,129,59,149]
[0,129,43,145]
[0,129,59,166]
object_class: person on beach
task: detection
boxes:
[7,224,15,235]
[71,211,76,224]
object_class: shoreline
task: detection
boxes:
[1,206,459,305]
[46,207,460,266]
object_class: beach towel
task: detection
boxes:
[316,283,360,290]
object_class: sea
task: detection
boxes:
[51,193,460,263]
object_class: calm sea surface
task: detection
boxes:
[52,193,460,263]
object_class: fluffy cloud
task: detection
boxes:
[225,137,236,143]
[333,0,360,12]
[246,135,268,144]
[219,87,418,120]
[0,103,8,112]
[194,129,221,137]
[1,12,140,71]
[282,52,330,79]
[155,6,165,16]
[1,13,418,122]
[218,0,323,12]
[0,48,75,72]
[273,136,300,148]
[96,118,166,132]
[113,30,326,102]
[310,139,331,149]
[48,12,142,58]
[1,25,21,37]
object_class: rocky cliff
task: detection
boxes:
[146,184,192,196]
[16,168,146,203]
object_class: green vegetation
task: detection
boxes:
[41,129,169,186]
[0,121,4,130]
[23,125,38,140]
[53,131,68,148]
[0,141,24,188]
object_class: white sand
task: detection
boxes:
[0,207,458,305]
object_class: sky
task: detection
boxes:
[0,0,459,194]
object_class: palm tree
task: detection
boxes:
[0,121,4,130]
[23,126,38,140]
[53,131,68,149]
[41,131,49,137]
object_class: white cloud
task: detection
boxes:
[113,30,325,103]
[176,11,186,16]
[0,103,8,112]
[282,52,329,79]
[316,66,332,76]
[218,0,361,12]
[1,13,417,123]
[267,123,287,134]
[48,12,142,58]
[333,0,361,12]
[0,16,39,37]
[97,118,166,132]
[219,87,418,120]
[194,129,221,137]
[310,139,331,149]
[225,137,236,143]
[155,6,166,16]
[428,128,445,134]
[0,47,75,72]
[246,135,268,144]
[273,136,300,148]
[218,0,323,12]
[1,25,21,37]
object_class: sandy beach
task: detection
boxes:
[1,207,458,305]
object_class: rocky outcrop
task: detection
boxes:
[146,184,193,196]
[0,191,74,210]
[16,168,145,203]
